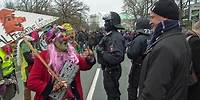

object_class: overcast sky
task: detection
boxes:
[80,0,124,15]
[0,0,4,8]
[0,0,124,14]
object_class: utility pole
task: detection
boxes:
[188,0,191,20]
[146,0,149,17]
[180,0,183,22]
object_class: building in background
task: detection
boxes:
[88,14,100,32]
[119,12,135,31]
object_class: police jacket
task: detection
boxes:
[127,29,150,62]
[97,31,125,68]
[138,27,191,100]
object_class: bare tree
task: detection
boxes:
[4,0,90,30]
[123,0,155,21]
[5,1,15,9]
[54,0,89,30]
[123,0,196,21]
[16,0,52,14]
[176,0,200,21]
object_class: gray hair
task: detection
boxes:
[193,20,200,30]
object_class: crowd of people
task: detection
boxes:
[1,0,200,100]
[95,0,200,100]
[0,23,97,100]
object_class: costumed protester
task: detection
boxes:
[17,31,40,100]
[27,27,96,100]
[58,23,81,53]
[0,44,18,100]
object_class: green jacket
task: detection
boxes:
[0,48,15,77]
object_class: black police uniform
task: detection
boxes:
[96,12,125,100]
[126,18,151,100]
[127,33,150,100]
[97,31,125,100]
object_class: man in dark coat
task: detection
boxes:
[187,20,200,100]
[96,12,125,100]
[127,18,151,100]
[138,0,191,100]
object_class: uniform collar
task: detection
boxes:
[105,31,113,36]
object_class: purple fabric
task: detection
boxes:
[0,84,6,95]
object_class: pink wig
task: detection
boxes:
[48,43,79,73]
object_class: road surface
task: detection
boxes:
[13,56,131,100]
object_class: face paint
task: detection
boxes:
[54,37,68,52]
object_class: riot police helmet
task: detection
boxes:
[103,12,124,32]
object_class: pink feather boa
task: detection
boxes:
[48,43,79,73]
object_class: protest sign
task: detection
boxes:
[0,8,59,47]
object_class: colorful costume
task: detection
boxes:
[27,40,95,100]
[17,31,40,100]
[0,45,17,100]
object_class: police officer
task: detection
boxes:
[127,18,151,100]
[96,12,125,100]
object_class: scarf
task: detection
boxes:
[149,19,181,45]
